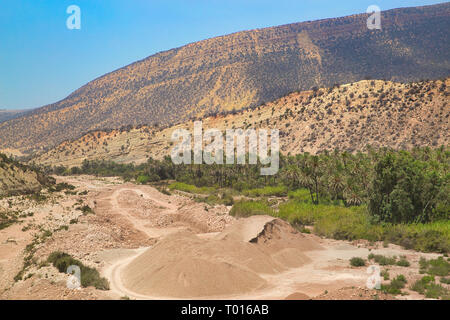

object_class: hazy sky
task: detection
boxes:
[0,0,445,109]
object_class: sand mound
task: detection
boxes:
[215,215,276,242]
[250,218,323,252]
[121,232,268,297]
[121,217,322,298]
[285,292,311,300]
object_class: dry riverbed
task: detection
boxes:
[0,176,446,300]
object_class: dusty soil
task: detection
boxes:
[0,175,445,300]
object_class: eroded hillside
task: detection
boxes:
[0,154,50,197]
[33,78,449,168]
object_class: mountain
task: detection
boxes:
[0,109,28,123]
[1,3,449,153]
[33,78,449,168]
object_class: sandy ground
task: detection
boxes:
[0,175,445,300]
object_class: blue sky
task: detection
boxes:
[0,0,445,109]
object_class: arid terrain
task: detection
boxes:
[31,78,449,168]
[1,175,447,300]
[0,2,448,304]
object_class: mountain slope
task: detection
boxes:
[1,3,449,153]
[33,78,450,168]
[0,154,51,196]
[0,110,28,123]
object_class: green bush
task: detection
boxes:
[368,152,448,224]
[396,257,411,267]
[48,183,76,193]
[136,175,150,184]
[368,254,397,266]
[381,275,407,295]
[411,275,449,299]
[79,205,94,215]
[47,252,109,290]
[440,277,450,284]
[0,211,18,230]
[411,275,435,294]
[221,192,234,206]
[419,257,450,276]
[350,257,366,267]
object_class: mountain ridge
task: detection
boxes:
[33,77,449,168]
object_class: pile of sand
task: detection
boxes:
[121,216,322,298]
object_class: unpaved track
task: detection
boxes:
[103,247,157,300]
[93,184,371,300]
[109,187,178,237]
[95,184,190,239]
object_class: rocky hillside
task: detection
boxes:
[0,153,51,197]
[33,78,449,168]
[0,110,27,123]
[1,3,449,153]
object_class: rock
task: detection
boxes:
[5,238,18,244]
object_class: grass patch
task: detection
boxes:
[243,186,287,197]
[229,200,274,218]
[411,275,449,299]
[368,254,397,266]
[381,275,407,295]
[396,256,411,267]
[350,257,366,267]
[48,182,76,193]
[195,192,234,206]
[14,233,42,282]
[76,205,94,215]
[419,257,450,277]
[27,192,47,203]
[168,182,215,194]
[0,210,19,230]
[288,189,312,202]
[276,201,450,253]
[136,175,150,184]
[440,277,450,285]
[47,252,109,290]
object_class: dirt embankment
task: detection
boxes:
[121,217,322,298]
